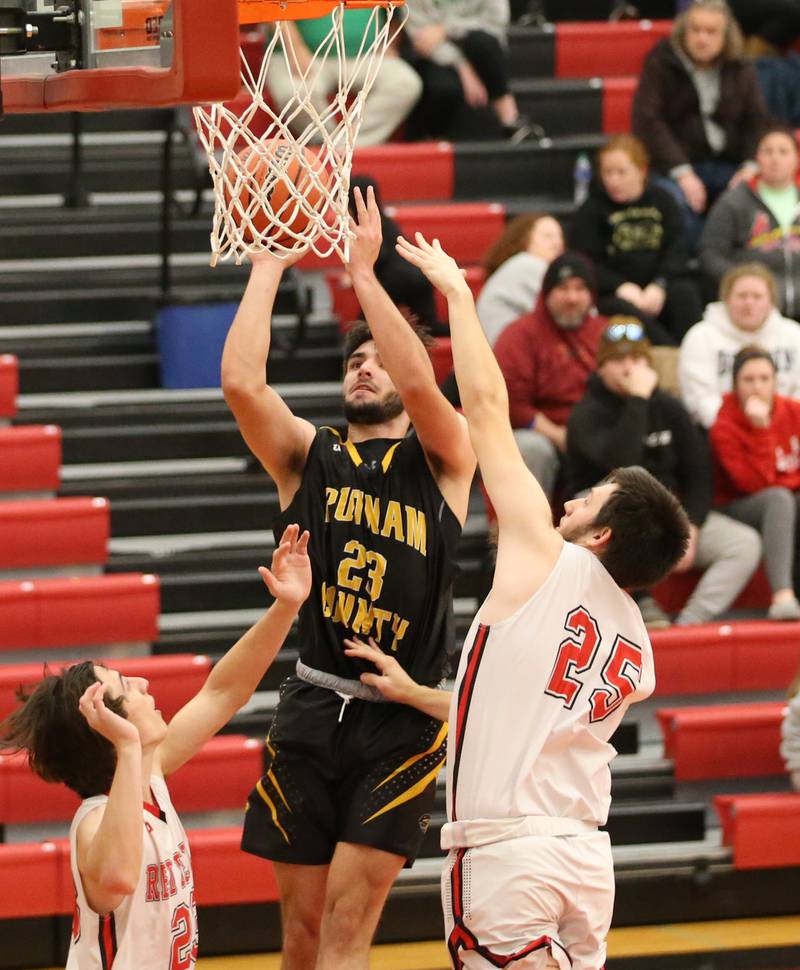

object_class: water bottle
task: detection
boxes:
[573,152,592,207]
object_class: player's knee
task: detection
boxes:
[321,895,373,947]
[282,908,322,952]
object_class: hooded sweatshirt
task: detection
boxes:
[493,299,608,428]
[710,392,800,503]
[781,692,800,792]
[700,176,800,320]
[678,301,800,428]
[476,252,549,347]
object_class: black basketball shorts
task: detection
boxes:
[241,676,447,866]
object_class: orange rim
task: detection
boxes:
[238,0,404,25]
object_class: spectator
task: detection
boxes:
[346,176,440,331]
[781,665,800,790]
[493,252,608,499]
[266,10,422,146]
[709,346,800,619]
[567,318,761,627]
[729,0,800,57]
[701,127,800,320]
[403,0,531,142]
[679,263,800,427]
[476,213,565,345]
[633,0,771,247]
[570,134,703,345]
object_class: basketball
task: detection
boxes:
[224,139,329,245]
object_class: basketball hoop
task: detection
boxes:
[193,0,406,266]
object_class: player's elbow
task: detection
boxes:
[92,863,140,898]
[221,372,262,407]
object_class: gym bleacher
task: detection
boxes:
[1,0,799,966]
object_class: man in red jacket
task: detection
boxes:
[493,252,608,500]
[710,345,800,620]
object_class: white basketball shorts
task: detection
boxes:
[441,831,615,970]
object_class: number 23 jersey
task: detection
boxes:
[445,541,655,838]
[274,427,462,684]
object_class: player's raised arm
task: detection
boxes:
[221,252,316,505]
[396,233,561,556]
[345,187,475,521]
[157,525,311,777]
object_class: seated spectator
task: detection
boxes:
[709,346,800,619]
[493,252,608,500]
[633,0,771,248]
[266,10,422,146]
[781,664,800,790]
[566,318,761,628]
[701,127,800,320]
[403,0,531,142]
[476,213,564,345]
[346,176,440,331]
[679,263,800,427]
[729,0,800,57]
[570,134,703,346]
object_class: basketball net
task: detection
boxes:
[193,3,405,266]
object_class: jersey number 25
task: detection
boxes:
[544,605,643,722]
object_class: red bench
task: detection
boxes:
[649,620,800,696]
[555,20,672,79]
[0,573,160,652]
[653,564,772,615]
[0,735,261,825]
[0,355,18,420]
[0,841,67,919]
[0,497,108,570]
[715,793,800,869]
[0,425,62,494]
[602,76,637,133]
[191,826,279,905]
[0,653,212,722]
[352,142,455,203]
[656,702,786,781]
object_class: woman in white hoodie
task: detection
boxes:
[679,263,800,428]
[781,667,800,791]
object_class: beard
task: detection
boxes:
[557,519,592,544]
[343,390,405,426]
[551,309,586,331]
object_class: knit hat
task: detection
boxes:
[541,252,597,298]
[596,316,652,367]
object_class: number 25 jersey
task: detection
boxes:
[444,541,655,841]
[274,427,462,685]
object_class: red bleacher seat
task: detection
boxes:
[0,841,66,919]
[649,620,800,696]
[602,77,637,133]
[0,573,160,652]
[715,793,800,869]
[657,701,786,781]
[0,355,18,419]
[385,203,505,266]
[653,565,772,615]
[0,735,259,824]
[0,425,62,493]
[352,142,455,203]
[191,827,279,905]
[0,497,109,570]
[555,21,672,79]
[0,653,212,723]
[429,338,453,386]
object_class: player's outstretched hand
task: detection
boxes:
[345,185,382,275]
[343,636,419,705]
[259,524,312,608]
[78,682,141,750]
[396,232,471,301]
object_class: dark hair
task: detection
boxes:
[0,661,125,798]
[756,125,800,154]
[592,467,690,590]
[732,344,776,385]
[341,320,433,373]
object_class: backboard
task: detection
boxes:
[0,0,241,113]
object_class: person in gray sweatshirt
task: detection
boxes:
[701,127,800,321]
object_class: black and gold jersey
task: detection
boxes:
[274,427,462,685]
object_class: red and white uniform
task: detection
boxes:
[442,541,654,970]
[67,774,197,970]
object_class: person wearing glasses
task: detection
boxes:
[566,317,761,628]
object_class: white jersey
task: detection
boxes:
[442,542,654,849]
[66,774,197,970]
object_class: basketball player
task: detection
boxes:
[0,525,311,969]
[221,187,476,970]
[344,233,690,969]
